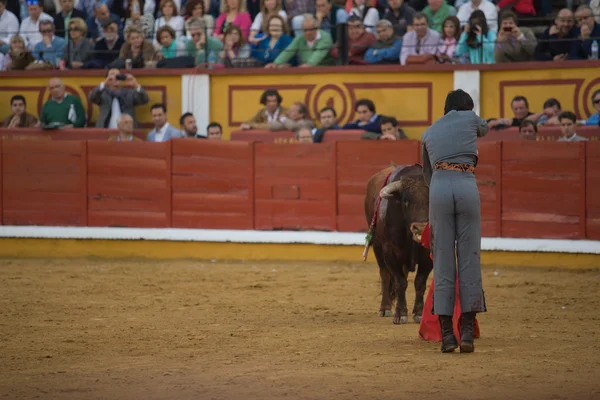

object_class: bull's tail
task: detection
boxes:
[409,239,419,273]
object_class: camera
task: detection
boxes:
[116,73,128,81]
[503,26,512,32]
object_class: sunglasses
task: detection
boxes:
[594,99,600,105]
[40,29,53,33]
[26,0,39,5]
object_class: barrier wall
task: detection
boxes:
[1,139,599,241]
[0,128,147,141]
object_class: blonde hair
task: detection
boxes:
[68,17,88,36]
[220,0,246,14]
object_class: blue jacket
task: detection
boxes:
[364,39,402,64]
[33,36,66,64]
[250,34,295,66]
[569,23,600,60]
[583,112,600,126]
[313,123,341,143]
[343,114,382,134]
[147,124,184,142]
[86,14,123,38]
[456,30,496,64]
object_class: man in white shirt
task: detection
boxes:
[456,0,498,32]
[0,0,19,54]
[19,0,53,50]
[557,111,589,142]
[147,103,183,142]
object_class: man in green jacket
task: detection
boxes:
[184,18,223,66]
[266,14,335,68]
[40,78,86,128]
[422,0,456,33]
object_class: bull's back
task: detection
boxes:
[364,166,397,226]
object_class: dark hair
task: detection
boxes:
[151,103,167,113]
[260,89,282,105]
[207,122,222,131]
[355,98,375,113]
[10,95,26,106]
[223,23,245,46]
[294,102,307,117]
[347,15,362,24]
[511,95,529,108]
[185,0,204,17]
[125,0,146,18]
[499,10,518,24]
[414,11,428,23]
[180,112,194,125]
[519,119,537,133]
[444,89,474,114]
[543,98,561,110]
[379,115,398,127]
[591,89,600,102]
[466,10,488,48]
[558,111,577,123]
[156,25,176,41]
[320,106,336,117]
[441,16,460,40]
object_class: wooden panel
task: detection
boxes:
[255,143,336,230]
[86,141,171,228]
[171,140,254,230]
[2,140,84,226]
[477,142,499,237]
[586,142,600,239]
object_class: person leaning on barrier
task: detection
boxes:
[268,102,315,131]
[519,119,537,141]
[569,5,600,60]
[184,18,223,66]
[361,115,407,140]
[533,8,576,62]
[296,126,314,143]
[557,111,588,142]
[108,114,144,142]
[494,10,536,63]
[2,95,38,128]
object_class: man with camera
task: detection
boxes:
[494,10,536,63]
[88,68,149,129]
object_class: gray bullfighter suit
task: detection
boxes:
[421,90,489,353]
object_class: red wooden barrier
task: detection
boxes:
[477,142,501,237]
[587,142,600,240]
[171,140,254,229]
[2,141,86,226]
[0,128,147,141]
[230,130,295,143]
[336,140,421,232]
[87,141,171,227]
[479,126,600,142]
[0,140,3,226]
[254,142,336,230]
[501,141,585,239]
[321,130,365,142]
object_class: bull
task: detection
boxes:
[363,163,433,324]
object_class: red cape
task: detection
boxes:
[418,223,481,342]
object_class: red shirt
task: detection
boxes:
[496,0,536,16]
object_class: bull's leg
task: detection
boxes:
[382,246,408,324]
[412,249,433,323]
[373,242,392,317]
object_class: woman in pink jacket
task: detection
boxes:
[214,0,252,40]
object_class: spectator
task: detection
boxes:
[64,17,93,68]
[108,114,144,142]
[113,24,157,69]
[248,0,286,45]
[147,103,183,141]
[383,0,415,38]
[488,95,533,129]
[154,0,185,45]
[455,9,495,64]
[77,0,115,20]
[495,0,535,23]
[330,15,375,64]
[89,69,149,128]
[2,95,38,127]
[437,15,460,62]
[456,0,497,32]
[400,12,440,65]
[184,17,222,65]
[534,8,576,62]
[86,3,122,39]
[312,106,340,143]
[592,0,600,25]
[54,0,87,39]
[532,98,561,126]
[296,126,314,143]
[240,88,287,130]
[494,11,535,63]
[268,101,314,131]
[315,0,348,43]
[380,115,407,139]
[4,35,35,70]
[267,14,334,67]
[0,0,19,55]
[88,18,124,68]
[285,0,316,37]
[39,78,86,128]
[423,0,456,33]
[32,20,65,67]
[207,122,223,139]
[518,119,537,140]
[19,0,53,50]
[183,0,215,37]
[179,112,199,137]
[569,5,600,60]
[557,111,588,142]
[250,14,294,66]
[348,0,379,34]
[156,25,185,58]
[215,23,252,66]
[343,98,382,133]
[214,0,252,40]
[124,0,156,40]
[365,19,401,64]
[581,89,600,126]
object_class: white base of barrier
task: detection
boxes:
[0,226,598,254]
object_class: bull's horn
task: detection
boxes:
[379,178,409,199]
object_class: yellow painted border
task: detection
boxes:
[0,238,599,269]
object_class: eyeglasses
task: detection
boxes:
[40,29,53,33]
[49,85,62,90]
[26,0,39,5]
[593,99,600,105]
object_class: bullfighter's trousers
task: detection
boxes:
[429,170,487,316]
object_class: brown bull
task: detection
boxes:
[364,163,433,324]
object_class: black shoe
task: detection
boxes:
[460,312,476,353]
[439,315,458,353]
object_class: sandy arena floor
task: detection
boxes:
[1,258,599,400]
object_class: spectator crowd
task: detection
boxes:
[0,0,599,70]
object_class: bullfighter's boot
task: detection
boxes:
[460,312,476,353]
[439,315,458,353]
